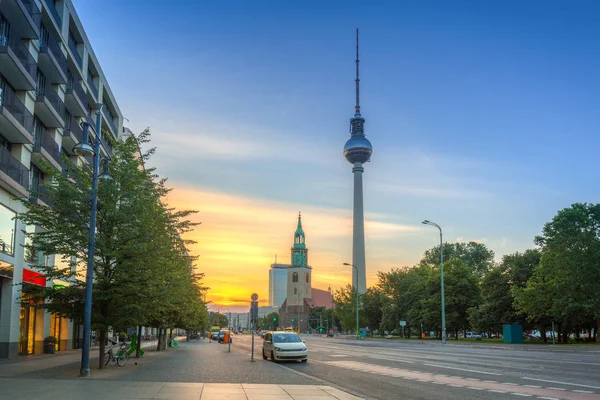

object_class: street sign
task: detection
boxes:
[400,320,407,327]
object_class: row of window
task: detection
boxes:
[292,272,310,283]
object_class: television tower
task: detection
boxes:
[343,29,372,294]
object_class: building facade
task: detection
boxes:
[268,264,288,308]
[0,0,122,358]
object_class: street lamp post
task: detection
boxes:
[422,220,446,345]
[343,263,359,340]
[76,104,112,376]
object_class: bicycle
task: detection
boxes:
[103,340,129,367]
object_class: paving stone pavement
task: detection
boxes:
[0,380,363,400]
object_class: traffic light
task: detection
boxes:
[291,318,294,322]
[262,323,265,327]
[273,317,277,322]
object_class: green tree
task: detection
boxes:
[515,204,600,342]
[420,241,494,277]
[18,129,204,366]
[361,287,385,335]
[468,250,540,335]
[334,284,363,333]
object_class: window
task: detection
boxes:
[0,203,16,256]
[306,273,310,283]
[292,272,298,283]
[294,288,297,294]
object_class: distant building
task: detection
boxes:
[269,264,288,307]
[277,214,333,332]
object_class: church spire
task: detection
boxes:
[291,213,308,267]
[295,212,304,236]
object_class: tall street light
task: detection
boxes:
[422,220,446,345]
[76,104,112,376]
[343,263,359,339]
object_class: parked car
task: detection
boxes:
[262,331,307,363]
[466,331,482,339]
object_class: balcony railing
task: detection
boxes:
[0,145,29,190]
[39,28,67,77]
[68,37,82,68]
[34,125,61,165]
[85,114,112,155]
[0,32,38,81]
[67,73,86,105]
[21,0,42,26]
[43,0,61,27]
[30,181,54,207]
[67,116,83,142]
[103,109,118,135]
[37,81,65,119]
[0,81,35,135]
[86,75,98,99]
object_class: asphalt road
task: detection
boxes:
[232,334,600,400]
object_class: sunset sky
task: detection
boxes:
[74,0,600,312]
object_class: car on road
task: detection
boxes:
[262,331,307,363]
[466,331,482,339]
[218,329,232,343]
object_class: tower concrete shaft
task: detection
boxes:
[352,162,367,294]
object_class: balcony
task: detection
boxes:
[35,82,64,128]
[33,125,61,169]
[102,107,118,137]
[65,74,87,116]
[0,83,34,143]
[0,33,37,90]
[43,0,61,29]
[86,113,112,156]
[38,29,67,84]
[30,180,53,207]
[0,145,29,198]
[0,0,40,39]
[62,116,84,154]
[86,75,98,100]
[68,38,82,70]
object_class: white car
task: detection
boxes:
[262,331,307,362]
[466,331,482,339]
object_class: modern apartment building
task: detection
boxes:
[268,263,288,308]
[0,0,122,358]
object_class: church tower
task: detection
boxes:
[291,212,308,267]
[287,213,311,306]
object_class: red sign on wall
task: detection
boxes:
[22,269,46,287]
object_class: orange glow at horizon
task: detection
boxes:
[165,184,416,311]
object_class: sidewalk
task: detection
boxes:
[0,380,362,400]
[0,338,365,399]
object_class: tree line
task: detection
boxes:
[19,129,209,367]
[333,203,600,343]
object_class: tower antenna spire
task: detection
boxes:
[355,28,360,116]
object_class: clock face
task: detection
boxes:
[251,293,258,301]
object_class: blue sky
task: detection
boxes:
[73,0,600,307]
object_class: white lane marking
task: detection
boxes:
[368,355,414,364]
[573,390,594,394]
[484,380,498,383]
[489,390,507,393]
[504,382,518,386]
[467,387,485,390]
[448,384,464,387]
[546,387,566,391]
[537,397,559,400]
[466,378,481,381]
[523,377,600,390]
[511,393,532,397]
[330,354,348,357]
[524,385,542,388]
[423,363,501,375]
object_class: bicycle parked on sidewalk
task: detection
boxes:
[104,340,129,367]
